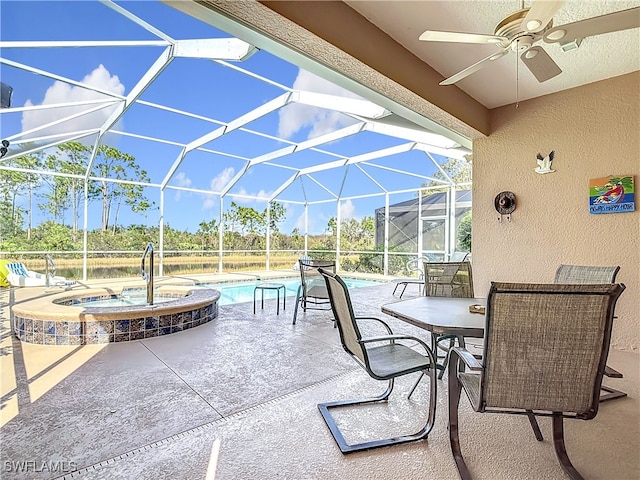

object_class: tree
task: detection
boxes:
[41,143,99,238]
[264,201,286,233]
[223,201,262,235]
[0,158,38,237]
[421,156,472,194]
[13,154,43,239]
[197,219,219,250]
[30,221,75,251]
[90,144,154,232]
[457,211,472,251]
[340,216,375,251]
[56,142,98,235]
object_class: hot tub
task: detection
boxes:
[11,286,220,345]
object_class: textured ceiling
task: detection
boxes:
[346,0,640,108]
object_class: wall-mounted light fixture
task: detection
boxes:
[495,191,516,223]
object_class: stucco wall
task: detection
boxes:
[473,72,639,350]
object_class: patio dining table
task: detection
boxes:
[381,296,486,362]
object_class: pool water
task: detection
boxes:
[199,277,382,306]
[66,277,382,308]
[71,295,176,308]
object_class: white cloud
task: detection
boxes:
[210,167,235,192]
[294,211,307,232]
[278,69,361,140]
[229,188,271,203]
[173,172,192,201]
[340,199,356,219]
[21,64,125,140]
[202,167,235,209]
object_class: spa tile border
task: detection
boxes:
[11,287,220,345]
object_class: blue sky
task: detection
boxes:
[0,1,455,234]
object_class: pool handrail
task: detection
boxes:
[45,254,56,287]
[141,242,154,305]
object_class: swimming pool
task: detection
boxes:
[198,277,382,305]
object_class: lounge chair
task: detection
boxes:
[4,261,73,287]
[391,256,430,298]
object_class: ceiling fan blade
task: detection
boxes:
[440,48,509,85]
[520,46,562,82]
[543,7,640,44]
[419,30,509,46]
[522,0,565,33]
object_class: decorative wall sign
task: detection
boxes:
[589,175,635,214]
[534,150,555,174]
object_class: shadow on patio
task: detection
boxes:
[1,282,638,480]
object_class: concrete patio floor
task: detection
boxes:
[1,276,638,480]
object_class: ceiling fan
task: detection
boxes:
[419,1,640,85]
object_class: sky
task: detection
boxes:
[0,0,456,235]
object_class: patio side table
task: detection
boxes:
[253,282,286,315]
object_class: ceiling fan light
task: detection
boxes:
[560,38,583,52]
[546,29,566,41]
[526,19,542,31]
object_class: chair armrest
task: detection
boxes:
[354,316,393,335]
[450,346,482,371]
[360,334,436,364]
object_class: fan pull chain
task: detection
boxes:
[516,39,520,109]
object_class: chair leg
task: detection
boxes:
[408,364,445,399]
[526,410,544,441]
[407,372,423,399]
[604,365,623,378]
[600,365,626,402]
[552,413,584,480]
[437,336,457,380]
[448,353,472,480]
[599,385,627,402]
[292,285,302,325]
[319,370,437,453]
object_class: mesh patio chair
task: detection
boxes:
[448,282,625,480]
[317,268,438,453]
[554,264,626,402]
[407,260,475,386]
[391,256,430,298]
[449,251,470,262]
[292,258,336,324]
[424,261,474,298]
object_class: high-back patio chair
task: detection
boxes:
[409,260,475,384]
[424,261,474,298]
[316,268,438,453]
[447,282,625,480]
[554,264,626,402]
[292,258,336,324]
